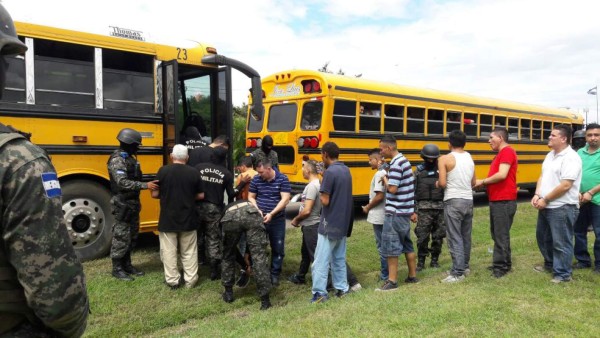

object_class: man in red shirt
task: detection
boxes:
[474,127,518,278]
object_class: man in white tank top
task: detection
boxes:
[437,130,476,283]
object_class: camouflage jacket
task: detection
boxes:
[250,148,279,169]
[107,149,146,199]
[0,128,89,337]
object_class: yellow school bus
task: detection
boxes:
[0,22,263,260]
[245,69,583,200]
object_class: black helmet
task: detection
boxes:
[0,5,27,56]
[117,128,142,145]
[573,130,586,139]
[420,144,440,159]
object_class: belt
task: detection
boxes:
[226,202,252,212]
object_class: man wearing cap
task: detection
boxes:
[0,4,89,336]
[108,128,159,281]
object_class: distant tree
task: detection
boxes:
[318,62,362,77]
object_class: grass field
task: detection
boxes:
[82,203,600,337]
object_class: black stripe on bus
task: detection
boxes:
[0,103,161,124]
[342,159,542,168]
[334,86,578,120]
[43,145,163,155]
[299,147,549,157]
[328,131,549,145]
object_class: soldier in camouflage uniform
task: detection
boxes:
[250,135,279,170]
[220,200,272,310]
[413,144,446,271]
[107,128,158,281]
[0,5,89,335]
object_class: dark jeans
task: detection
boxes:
[536,204,579,280]
[490,200,517,273]
[265,216,286,278]
[574,202,600,268]
[296,223,359,286]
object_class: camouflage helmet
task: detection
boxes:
[0,4,27,56]
[117,128,142,145]
[420,144,440,159]
[573,129,586,139]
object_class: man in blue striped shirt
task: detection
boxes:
[377,135,418,291]
[248,159,291,286]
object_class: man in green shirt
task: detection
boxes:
[574,123,600,273]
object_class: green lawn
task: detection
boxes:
[83,203,600,337]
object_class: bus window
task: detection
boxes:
[333,99,356,132]
[508,118,519,140]
[4,54,25,103]
[248,110,263,132]
[446,110,461,133]
[34,39,95,108]
[542,121,552,139]
[268,103,297,131]
[427,108,443,135]
[494,116,507,128]
[384,104,404,133]
[181,76,212,139]
[464,112,478,137]
[301,101,323,131]
[103,48,154,113]
[532,120,542,140]
[521,119,531,140]
[480,114,493,137]
[407,106,425,134]
[360,102,381,132]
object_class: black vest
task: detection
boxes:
[414,163,444,201]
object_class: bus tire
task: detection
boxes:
[61,180,114,261]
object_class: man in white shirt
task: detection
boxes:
[531,124,582,283]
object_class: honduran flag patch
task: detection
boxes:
[41,172,62,198]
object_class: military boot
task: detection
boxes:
[210,260,221,281]
[123,252,145,276]
[260,295,272,310]
[222,287,234,303]
[112,258,134,281]
[416,256,426,272]
[430,255,440,268]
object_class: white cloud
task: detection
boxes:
[4,0,600,121]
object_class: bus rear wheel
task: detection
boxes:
[61,180,114,261]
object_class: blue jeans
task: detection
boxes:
[444,199,473,277]
[536,204,579,280]
[311,233,348,294]
[265,216,286,278]
[372,223,389,280]
[574,203,600,268]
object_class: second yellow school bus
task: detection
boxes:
[245,69,583,201]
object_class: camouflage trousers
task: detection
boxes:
[415,208,446,258]
[110,201,140,259]
[197,202,223,262]
[220,202,271,297]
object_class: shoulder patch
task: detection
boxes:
[41,172,62,198]
[116,170,126,175]
[120,152,129,159]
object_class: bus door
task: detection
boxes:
[212,66,233,169]
[159,60,179,164]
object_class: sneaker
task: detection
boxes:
[236,270,250,288]
[492,270,506,279]
[550,276,572,284]
[404,276,419,284]
[335,289,350,298]
[533,265,552,273]
[573,262,591,269]
[375,280,398,291]
[350,283,363,292]
[441,275,465,283]
[310,292,329,303]
[445,268,470,276]
[288,274,306,285]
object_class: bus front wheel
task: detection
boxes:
[61,180,114,261]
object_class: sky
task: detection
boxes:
[5,0,600,122]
